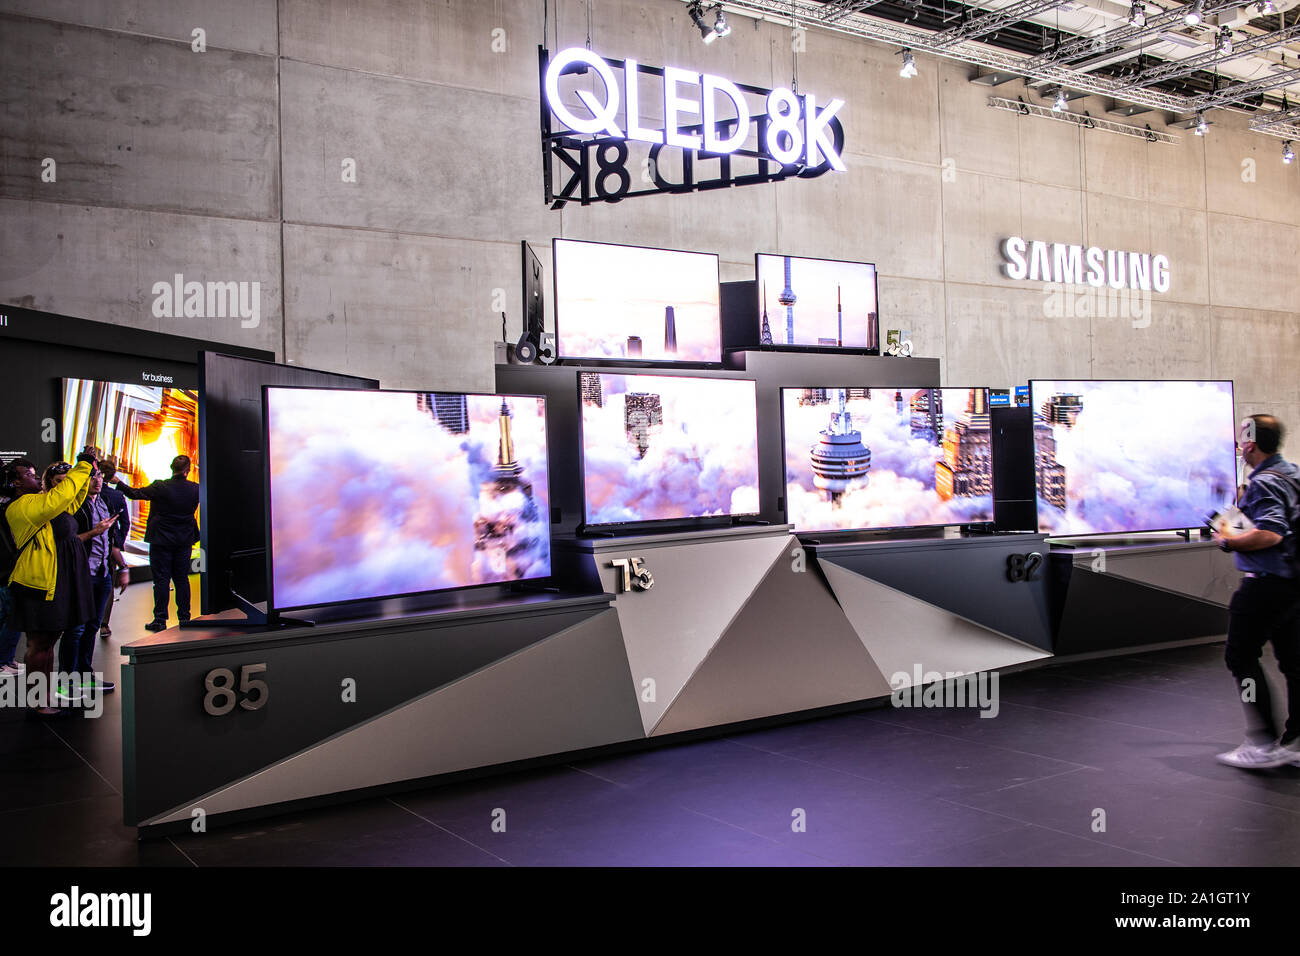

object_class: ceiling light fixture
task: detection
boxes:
[1194,112,1209,135]
[1184,0,1204,26]
[1285,141,1295,164]
[899,48,918,78]
[1130,1,1146,27]
[1217,27,1233,55]
[687,2,729,44]
[1054,89,1069,111]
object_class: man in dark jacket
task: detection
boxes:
[1213,414,1300,769]
[115,455,200,631]
[94,457,130,639]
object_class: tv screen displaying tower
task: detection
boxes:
[579,373,760,526]
[553,239,722,363]
[264,387,551,610]
[755,254,879,350]
[1029,379,1237,536]
[781,387,995,531]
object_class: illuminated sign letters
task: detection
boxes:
[1000,237,1170,293]
[540,47,847,208]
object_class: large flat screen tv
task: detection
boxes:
[264,387,551,612]
[553,238,722,363]
[1030,379,1237,536]
[781,387,995,532]
[62,377,200,566]
[579,372,759,527]
[755,253,879,350]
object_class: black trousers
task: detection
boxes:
[1225,575,1300,744]
[149,543,192,624]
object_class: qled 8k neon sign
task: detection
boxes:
[540,47,847,208]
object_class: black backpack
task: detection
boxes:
[0,501,39,586]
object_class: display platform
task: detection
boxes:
[123,589,640,834]
[805,534,1054,687]
[1048,537,1236,655]
[554,523,898,737]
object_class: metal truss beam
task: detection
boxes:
[1118,22,1300,90]
[930,0,1075,49]
[988,94,1182,141]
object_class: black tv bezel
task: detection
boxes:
[521,240,545,340]
[753,252,881,353]
[552,237,724,367]
[778,385,998,535]
[575,370,762,531]
[1028,377,1239,538]
[261,384,554,614]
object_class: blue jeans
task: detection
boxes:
[59,569,112,676]
[0,586,20,666]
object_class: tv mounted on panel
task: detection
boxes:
[552,238,722,365]
[1029,379,1237,537]
[780,386,996,534]
[577,371,760,531]
[752,253,880,353]
[263,386,552,614]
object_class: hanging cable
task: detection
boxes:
[585,0,592,50]
[791,0,800,94]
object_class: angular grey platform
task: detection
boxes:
[653,543,894,735]
[820,562,1050,687]
[140,608,641,827]
[559,526,794,735]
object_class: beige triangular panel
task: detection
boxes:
[143,609,642,826]
[1074,546,1236,607]
[821,562,1049,689]
[652,549,894,736]
[597,531,794,734]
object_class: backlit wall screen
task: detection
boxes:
[580,373,759,526]
[554,239,721,362]
[782,387,995,531]
[62,378,200,566]
[266,388,551,610]
[755,254,878,348]
[1031,380,1237,535]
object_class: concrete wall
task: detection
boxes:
[1,0,1296,427]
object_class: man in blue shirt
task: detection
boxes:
[1213,414,1300,768]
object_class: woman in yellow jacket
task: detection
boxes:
[5,454,110,714]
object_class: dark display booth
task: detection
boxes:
[2,255,1237,837]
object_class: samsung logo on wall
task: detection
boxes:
[1000,237,1170,292]
[540,47,846,207]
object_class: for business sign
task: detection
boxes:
[539,47,846,208]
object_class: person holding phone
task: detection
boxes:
[5,455,97,714]
[94,456,131,639]
[68,466,123,693]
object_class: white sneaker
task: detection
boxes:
[1216,741,1293,769]
[1264,739,1300,767]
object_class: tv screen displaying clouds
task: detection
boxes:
[579,373,759,526]
[782,387,995,532]
[1030,379,1237,536]
[755,254,878,349]
[554,239,721,363]
[265,387,551,610]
